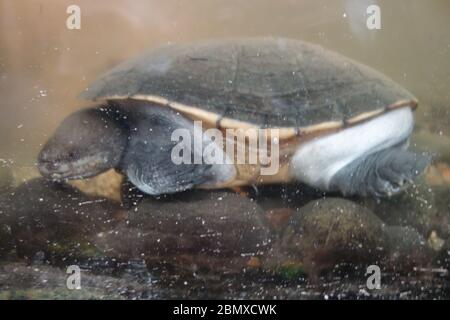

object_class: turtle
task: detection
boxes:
[37,37,430,199]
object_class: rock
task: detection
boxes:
[0,262,153,299]
[383,226,431,270]
[277,198,433,278]
[278,198,386,277]
[94,190,272,273]
[1,179,447,298]
[0,180,271,274]
[265,207,295,232]
[361,177,449,238]
[1,178,122,261]
[2,176,443,284]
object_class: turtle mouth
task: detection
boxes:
[37,153,110,181]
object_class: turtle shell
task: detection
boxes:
[80,38,417,136]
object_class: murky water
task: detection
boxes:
[0,0,449,299]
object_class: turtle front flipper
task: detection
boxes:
[124,147,212,196]
[120,104,234,196]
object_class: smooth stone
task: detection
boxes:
[383,226,431,270]
[94,190,272,273]
[2,177,441,279]
[278,198,386,276]
[0,179,272,274]
[361,177,449,238]
[277,198,433,278]
[1,178,122,260]
[0,262,154,299]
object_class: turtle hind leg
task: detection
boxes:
[329,145,430,197]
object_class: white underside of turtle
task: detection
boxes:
[291,107,414,190]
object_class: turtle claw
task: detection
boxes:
[372,149,431,198]
[372,177,406,198]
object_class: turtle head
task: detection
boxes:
[38,106,128,181]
